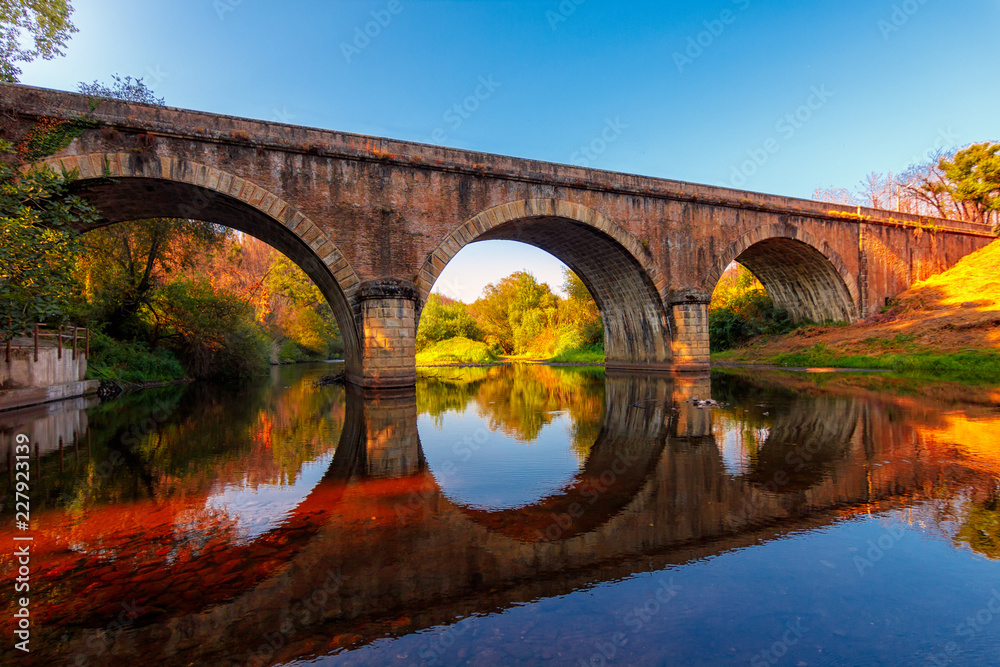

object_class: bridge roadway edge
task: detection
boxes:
[2,82,994,388]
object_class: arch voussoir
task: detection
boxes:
[418,198,674,370]
[709,224,861,322]
[37,151,365,375]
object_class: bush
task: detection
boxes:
[86,330,186,383]
[548,342,605,364]
[417,294,482,350]
[416,337,497,364]
[153,278,270,380]
[709,291,796,351]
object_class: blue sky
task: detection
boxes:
[19,0,1000,301]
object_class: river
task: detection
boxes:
[2,362,1000,666]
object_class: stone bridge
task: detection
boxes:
[1,83,994,386]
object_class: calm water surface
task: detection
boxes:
[2,363,1000,666]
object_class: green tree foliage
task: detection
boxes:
[418,268,605,361]
[416,293,482,350]
[263,253,342,360]
[0,0,76,82]
[559,269,603,347]
[470,271,558,354]
[939,142,1000,231]
[150,277,270,380]
[955,495,1000,560]
[709,264,794,351]
[0,144,95,340]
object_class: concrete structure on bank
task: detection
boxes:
[0,344,95,412]
[2,83,994,387]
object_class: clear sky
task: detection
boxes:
[18,0,1000,301]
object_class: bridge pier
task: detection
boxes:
[361,388,422,478]
[668,291,711,372]
[352,280,418,389]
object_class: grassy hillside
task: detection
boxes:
[715,239,1000,383]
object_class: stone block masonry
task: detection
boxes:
[2,82,993,387]
[354,280,417,388]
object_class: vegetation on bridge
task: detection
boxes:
[715,140,1000,383]
[0,75,343,384]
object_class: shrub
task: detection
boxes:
[86,330,186,383]
[416,337,497,364]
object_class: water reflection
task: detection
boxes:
[1,364,999,665]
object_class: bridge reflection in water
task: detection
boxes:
[1,364,999,665]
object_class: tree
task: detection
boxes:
[0,0,76,82]
[896,158,957,218]
[416,294,481,350]
[812,186,858,206]
[559,269,602,346]
[77,74,164,106]
[0,141,95,341]
[149,277,270,380]
[939,142,1000,230]
[80,219,225,340]
[469,271,557,354]
[858,172,894,209]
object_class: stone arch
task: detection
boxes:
[416,199,673,368]
[708,224,860,322]
[39,152,364,376]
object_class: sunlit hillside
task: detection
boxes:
[724,239,1000,358]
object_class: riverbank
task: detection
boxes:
[714,239,1000,385]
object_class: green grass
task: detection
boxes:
[416,337,498,365]
[547,343,605,364]
[748,344,1000,385]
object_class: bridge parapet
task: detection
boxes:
[2,82,995,387]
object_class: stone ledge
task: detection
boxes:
[0,380,100,413]
[358,279,419,302]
